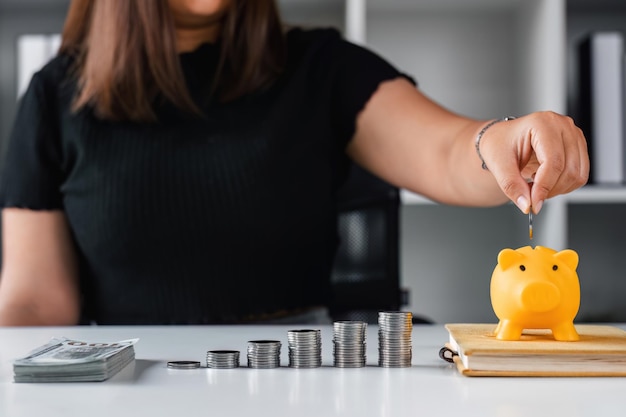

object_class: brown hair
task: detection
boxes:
[60,0,286,121]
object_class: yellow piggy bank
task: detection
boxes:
[490,246,580,341]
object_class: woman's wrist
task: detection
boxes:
[475,116,516,170]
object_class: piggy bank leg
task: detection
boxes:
[494,319,524,340]
[494,321,502,334]
[551,322,580,341]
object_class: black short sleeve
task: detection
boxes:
[285,28,416,150]
[0,69,65,210]
[326,36,417,148]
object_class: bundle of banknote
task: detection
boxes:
[13,337,138,383]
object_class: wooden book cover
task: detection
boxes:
[443,323,626,377]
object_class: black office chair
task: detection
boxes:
[329,164,405,324]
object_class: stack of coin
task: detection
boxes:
[378,311,412,368]
[333,321,367,368]
[247,340,282,369]
[287,329,322,368]
[206,350,240,369]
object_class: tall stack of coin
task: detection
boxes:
[378,311,412,368]
[287,329,322,368]
[206,350,240,369]
[247,340,282,369]
[333,321,367,368]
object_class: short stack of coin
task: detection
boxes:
[333,321,367,368]
[287,329,322,368]
[206,350,240,369]
[247,340,282,369]
[378,311,412,368]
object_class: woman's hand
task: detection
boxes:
[476,112,589,214]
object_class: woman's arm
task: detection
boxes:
[0,208,81,326]
[348,77,589,214]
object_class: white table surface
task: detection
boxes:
[1,324,626,417]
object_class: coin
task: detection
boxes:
[206,350,240,369]
[333,321,367,368]
[287,329,322,368]
[247,340,281,369]
[378,311,413,368]
[167,360,201,369]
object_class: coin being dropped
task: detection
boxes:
[167,360,201,369]
[529,209,533,240]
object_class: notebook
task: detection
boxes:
[442,323,626,377]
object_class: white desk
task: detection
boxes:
[1,324,626,417]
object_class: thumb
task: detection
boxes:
[492,168,533,214]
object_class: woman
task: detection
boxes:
[0,0,588,325]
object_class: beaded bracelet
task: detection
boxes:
[475,116,516,170]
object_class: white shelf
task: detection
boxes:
[400,189,435,205]
[558,185,626,203]
[402,186,626,206]
[347,0,565,118]
[279,0,566,116]
[367,0,522,11]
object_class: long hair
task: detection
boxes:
[60,0,286,121]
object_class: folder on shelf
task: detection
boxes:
[441,323,626,377]
[577,31,626,185]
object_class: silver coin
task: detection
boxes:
[378,312,413,368]
[332,321,368,368]
[206,350,240,369]
[167,360,201,369]
[247,340,281,369]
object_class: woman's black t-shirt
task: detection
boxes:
[0,28,413,324]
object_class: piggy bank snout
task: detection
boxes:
[520,281,561,312]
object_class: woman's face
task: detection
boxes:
[167,0,230,28]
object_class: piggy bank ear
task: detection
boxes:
[497,248,524,270]
[554,249,579,271]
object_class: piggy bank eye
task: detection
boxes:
[519,265,526,271]
[552,265,558,271]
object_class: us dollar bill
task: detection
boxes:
[13,337,138,383]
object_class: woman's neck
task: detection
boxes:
[175,25,220,53]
